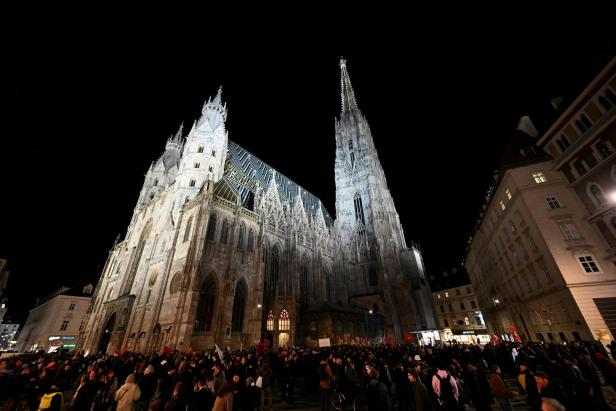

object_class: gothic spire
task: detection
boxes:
[173,122,184,141]
[340,58,359,113]
[212,85,223,104]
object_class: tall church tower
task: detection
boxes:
[334,59,436,341]
[174,87,228,209]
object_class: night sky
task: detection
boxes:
[1,20,614,322]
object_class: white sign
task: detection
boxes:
[318,338,331,347]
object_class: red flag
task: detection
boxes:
[403,332,414,342]
[163,346,172,355]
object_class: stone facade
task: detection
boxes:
[78,60,436,355]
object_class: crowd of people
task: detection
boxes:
[0,339,615,411]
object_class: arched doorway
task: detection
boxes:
[98,313,116,353]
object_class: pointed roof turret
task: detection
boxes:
[212,85,223,104]
[173,122,184,141]
[340,58,359,113]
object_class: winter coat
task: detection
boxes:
[115,383,141,411]
[487,371,513,399]
[212,392,233,411]
[412,379,433,411]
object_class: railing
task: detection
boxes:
[213,196,237,210]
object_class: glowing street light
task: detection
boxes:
[369,309,373,314]
[257,304,262,308]
[610,191,616,203]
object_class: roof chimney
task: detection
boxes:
[516,115,538,137]
[550,96,563,111]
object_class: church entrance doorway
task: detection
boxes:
[98,313,116,354]
[278,332,289,347]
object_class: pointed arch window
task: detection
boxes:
[183,217,193,243]
[198,146,204,153]
[279,309,290,331]
[589,183,607,206]
[348,140,355,165]
[220,219,230,244]
[368,267,378,286]
[194,276,216,331]
[300,257,309,308]
[206,213,217,241]
[247,229,255,253]
[354,192,365,225]
[189,179,196,187]
[266,310,274,331]
[231,279,247,332]
[237,223,245,250]
[153,179,159,186]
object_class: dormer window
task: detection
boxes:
[198,146,204,153]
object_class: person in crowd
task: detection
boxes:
[318,358,334,411]
[115,374,141,411]
[407,369,432,411]
[431,363,458,411]
[212,380,235,411]
[487,365,517,411]
[534,371,569,410]
[517,362,540,411]
[191,376,214,411]
[37,384,63,411]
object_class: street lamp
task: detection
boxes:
[610,191,616,203]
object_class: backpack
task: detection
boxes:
[436,374,458,409]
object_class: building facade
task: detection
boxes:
[536,57,616,340]
[0,259,9,323]
[466,121,616,344]
[78,60,436,355]
[432,284,488,344]
[16,284,93,353]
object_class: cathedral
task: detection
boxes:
[78,60,436,354]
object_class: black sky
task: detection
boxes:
[1,18,614,322]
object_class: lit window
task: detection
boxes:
[278,309,290,331]
[464,317,470,326]
[60,320,69,331]
[500,200,506,211]
[437,294,441,299]
[546,196,562,209]
[444,292,449,298]
[578,255,601,273]
[266,311,274,331]
[532,172,546,183]
[198,146,204,153]
[506,188,512,200]
[68,303,75,311]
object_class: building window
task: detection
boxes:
[211,149,216,157]
[547,332,554,341]
[506,188,512,200]
[596,142,613,159]
[266,311,274,331]
[444,319,449,327]
[440,305,445,313]
[60,320,69,331]
[206,213,217,241]
[246,229,255,252]
[279,309,290,331]
[183,217,193,243]
[460,302,466,310]
[466,287,471,294]
[184,196,190,204]
[589,183,607,206]
[471,300,477,309]
[353,193,365,225]
[578,255,601,273]
[575,114,592,134]
[532,172,546,183]
[546,196,562,209]
[198,146,204,153]
[300,258,310,308]
[237,224,245,250]
[456,289,461,296]
[220,219,229,244]
[153,179,158,186]
[194,276,217,331]
[194,162,200,168]
[448,303,453,312]
[68,303,75,311]
[574,160,587,176]
[572,331,581,341]
[437,294,441,299]
[310,321,318,340]
[537,333,545,341]
[527,235,538,252]
[560,223,582,241]
[189,179,196,187]
[208,165,213,172]
[464,317,470,326]
[499,200,506,211]
[368,267,378,286]
[444,292,449,298]
[231,280,247,332]
[556,135,571,152]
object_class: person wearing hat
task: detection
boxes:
[38,384,63,411]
